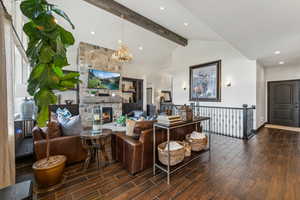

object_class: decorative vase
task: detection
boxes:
[20,97,35,119]
[92,105,102,132]
[32,155,66,188]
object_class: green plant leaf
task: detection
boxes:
[26,39,43,66]
[29,64,46,81]
[20,0,44,19]
[27,79,39,96]
[58,26,75,46]
[61,72,80,80]
[40,46,55,63]
[35,89,57,126]
[33,13,56,31]
[51,7,75,29]
[36,105,48,127]
[23,22,41,39]
[60,80,76,88]
[53,55,68,68]
[51,65,64,78]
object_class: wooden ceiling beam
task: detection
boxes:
[83,0,188,46]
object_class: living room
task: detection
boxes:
[1,0,300,199]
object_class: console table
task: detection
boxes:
[153,117,211,184]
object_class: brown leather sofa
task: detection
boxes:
[32,121,87,164]
[112,120,199,174]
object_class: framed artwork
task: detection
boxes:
[189,60,221,101]
[160,91,172,103]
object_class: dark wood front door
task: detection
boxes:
[268,80,300,127]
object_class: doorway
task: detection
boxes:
[268,80,300,127]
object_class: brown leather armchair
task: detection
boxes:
[32,122,87,164]
[112,121,199,174]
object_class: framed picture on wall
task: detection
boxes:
[189,60,221,101]
[160,91,172,103]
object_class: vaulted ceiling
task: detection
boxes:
[51,0,222,66]
[53,0,300,67]
[178,0,300,67]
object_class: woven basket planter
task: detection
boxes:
[158,141,185,166]
[186,134,208,151]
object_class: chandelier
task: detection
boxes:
[111,42,133,63]
[112,15,133,63]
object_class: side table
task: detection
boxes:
[80,129,112,170]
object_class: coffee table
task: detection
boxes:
[80,129,112,170]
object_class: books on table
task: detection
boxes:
[157,115,183,126]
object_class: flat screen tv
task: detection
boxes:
[88,69,120,90]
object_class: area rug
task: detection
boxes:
[265,124,300,132]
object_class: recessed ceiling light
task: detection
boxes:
[160,6,165,10]
[184,22,189,26]
[91,31,95,35]
[274,51,281,55]
[279,61,285,65]
[138,46,143,50]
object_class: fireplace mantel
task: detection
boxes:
[81,96,122,104]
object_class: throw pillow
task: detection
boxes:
[59,115,83,136]
[126,119,137,137]
[56,108,72,123]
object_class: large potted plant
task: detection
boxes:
[20,0,79,187]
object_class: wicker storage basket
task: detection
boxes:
[158,141,185,166]
[186,134,208,151]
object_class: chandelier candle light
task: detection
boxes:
[112,15,133,63]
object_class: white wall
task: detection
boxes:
[122,63,172,109]
[256,62,266,128]
[265,64,300,82]
[169,40,257,108]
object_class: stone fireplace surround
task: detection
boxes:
[78,42,123,128]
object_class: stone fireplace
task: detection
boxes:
[78,42,123,128]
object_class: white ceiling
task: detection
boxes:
[178,0,300,67]
[115,0,222,41]
[52,0,300,67]
[51,0,223,67]
[52,0,176,66]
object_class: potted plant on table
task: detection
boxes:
[20,0,79,187]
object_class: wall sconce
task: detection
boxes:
[225,80,232,87]
[182,82,187,91]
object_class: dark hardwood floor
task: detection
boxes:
[16,127,300,200]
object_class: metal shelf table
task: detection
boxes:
[153,117,211,184]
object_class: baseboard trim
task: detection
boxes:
[255,122,266,133]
